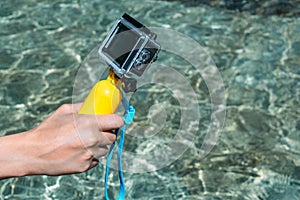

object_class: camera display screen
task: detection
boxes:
[103,23,139,69]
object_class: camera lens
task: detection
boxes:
[139,49,151,64]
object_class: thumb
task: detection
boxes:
[72,103,83,113]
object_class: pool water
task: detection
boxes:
[0,0,300,199]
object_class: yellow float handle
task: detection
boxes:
[78,69,122,115]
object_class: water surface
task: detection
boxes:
[0,0,299,199]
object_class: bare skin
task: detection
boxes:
[0,104,124,180]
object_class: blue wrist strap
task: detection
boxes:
[104,95,135,200]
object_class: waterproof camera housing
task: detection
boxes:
[99,13,160,79]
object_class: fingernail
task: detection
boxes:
[113,114,124,127]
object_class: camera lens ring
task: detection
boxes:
[140,49,151,63]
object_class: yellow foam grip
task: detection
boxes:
[78,70,122,115]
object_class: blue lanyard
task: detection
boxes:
[104,95,135,200]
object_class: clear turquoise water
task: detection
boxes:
[0,0,300,199]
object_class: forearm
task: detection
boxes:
[0,131,37,179]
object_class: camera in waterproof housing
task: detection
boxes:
[98,13,160,81]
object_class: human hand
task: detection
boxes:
[24,104,124,176]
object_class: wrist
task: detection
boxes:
[0,131,40,179]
